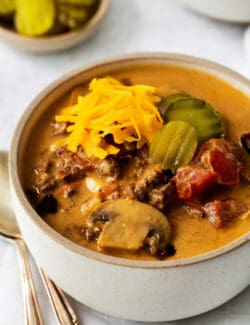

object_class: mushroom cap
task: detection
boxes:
[87,199,171,252]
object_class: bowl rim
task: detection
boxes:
[179,0,250,24]
[9,52,250,269]
[0,0,110,43]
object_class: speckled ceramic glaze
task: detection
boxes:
[9,54,250,322]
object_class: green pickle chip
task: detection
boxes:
[58,4,88,29]
[150,121,198,173]
[15,0,55,36]
[160,94,225,144]
[158,93,191,119]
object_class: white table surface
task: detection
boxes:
[0,1,249,324]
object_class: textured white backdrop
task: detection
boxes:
[0,1,249,324]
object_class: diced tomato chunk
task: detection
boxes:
[193,138,230,163]
[194,138,242,186]
[201,149,241,185]
[195,138,230,157]
[203,199,246,228]
[173,139,242,201]
[173,166,217,200]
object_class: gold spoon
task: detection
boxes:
[0,151,80,325]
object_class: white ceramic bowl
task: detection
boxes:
[179,0,250,23]
[9,53,250,322]
[0,0,110,53]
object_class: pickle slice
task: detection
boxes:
[15,0,55,36]
[160,94,225,144]
[58,4,88,29]
[0,0,15,15]
[158,93,191,119]
[150,121,198,173]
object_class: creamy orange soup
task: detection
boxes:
[24,64,250,260]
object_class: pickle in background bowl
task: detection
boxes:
[0,0,15,16]
[0,0,98,37]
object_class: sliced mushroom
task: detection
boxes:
[87,199,171,253]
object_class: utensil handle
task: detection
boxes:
[39,269,80,325]
[15,238,44,325]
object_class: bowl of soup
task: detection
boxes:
[9,53,250,322]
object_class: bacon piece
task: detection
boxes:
[194,138,230,163]
[194,138,242,186]
[174,139,243,201]
[173,166,217,200]
[201,149,241,185]
[203,199,247,228]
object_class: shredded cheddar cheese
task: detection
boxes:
[53,77,162,159]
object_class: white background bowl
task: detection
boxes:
[179,0,250,23]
